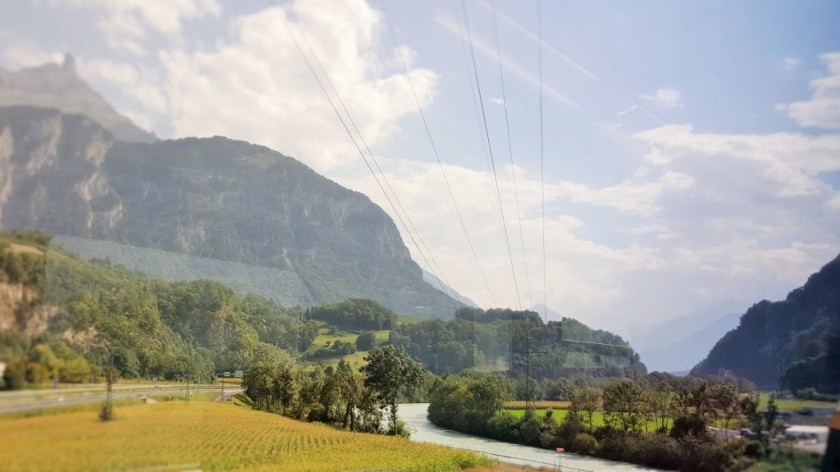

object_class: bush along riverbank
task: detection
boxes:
[427,372,808,472]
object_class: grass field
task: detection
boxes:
[503,401,571,409]
[757,393,837,411]
[0,401,496,471]
[304,328,391,370]
[504,407,673,430]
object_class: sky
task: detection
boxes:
[1,0,839,335]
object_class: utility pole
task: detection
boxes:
[100,347,114,421]
[511,319,541,410]
[185,373,191,405]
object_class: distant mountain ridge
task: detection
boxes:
[422,269,478,308]
[691,254,840,388]
[0,55,156,143]
[619,300,746,373]
[0,104,460,316]
[636,312,740,373]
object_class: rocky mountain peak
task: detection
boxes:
[61,53,77,76]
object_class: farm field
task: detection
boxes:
[0,401,496,471]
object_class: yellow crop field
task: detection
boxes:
[0,402,495,471]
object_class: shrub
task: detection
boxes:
[671,415,708,440]
[518,412,545,447]
[572,433,599,455]
[486,411,519,442]
[2,359,26,390]
[355,332,376,351]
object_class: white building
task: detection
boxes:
[785,425,829,443]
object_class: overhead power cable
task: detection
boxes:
[293,32,458,308]
[378,1,496,308]
[285,24,458,311]
[538,0,548,323]
[460,0,523,310]
[491,0,533,309]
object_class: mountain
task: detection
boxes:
[529,303,562,321]
[691,254,840,389]
[0,105,459,316]
[621,300,745,352]
[635,312,740,373]
[617,300,745,373]
[0,55,156,143]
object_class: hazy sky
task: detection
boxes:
[2,0,839,332]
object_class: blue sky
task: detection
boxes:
[1,0,839,334]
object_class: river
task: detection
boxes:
[399,403,660,471]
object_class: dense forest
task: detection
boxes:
[0,230,299,388]
[390,307,646,378]
[0,229,645,392]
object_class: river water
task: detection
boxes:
[399,403,660,471]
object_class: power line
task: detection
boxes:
[378,1,496,308]
[538,0,547,324]
[293,32,458,308]
[284,25,458,311]
[460,0,523,310]
[491,0,533,309]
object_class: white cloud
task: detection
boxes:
[3,41,62,68]
[639,88,683,110]
[779,52,840,129]
[560,171,694,217]
[45,0,221,54]
[624,224,679,241]
[781,56,800,71]
[161,0,437,173]
[78,59,138,85]
[489,97,505,106]
[635,124,840,197]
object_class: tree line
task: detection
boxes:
[429,372,797,471]
[390,308,645,379]
[242,345,424,436]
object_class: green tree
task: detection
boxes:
[602,379,645,433]
[573,386,602,428]
[362,345,425,435]
[710,381,740,440]
[355,332,377,351]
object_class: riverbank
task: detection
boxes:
[400,403,659,471]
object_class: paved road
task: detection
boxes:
[0,385,224,415]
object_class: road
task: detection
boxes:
[0,384,236,415]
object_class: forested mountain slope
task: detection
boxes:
[0,105,458,316]
[0,230,298,385]
[691,254,840,390]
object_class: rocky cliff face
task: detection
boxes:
[0,106,458,316]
